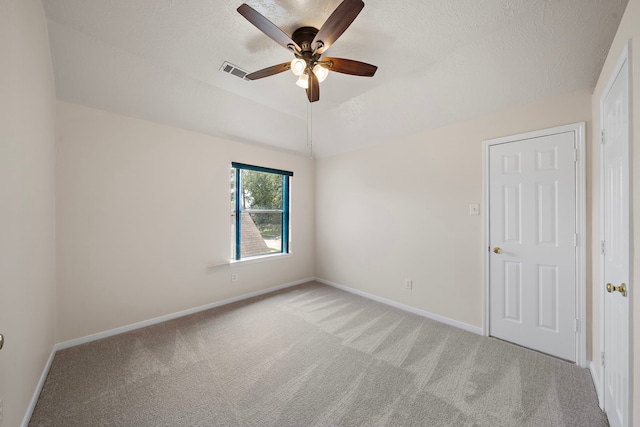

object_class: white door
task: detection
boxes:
[488,131,577,361]
[601,44,631,427]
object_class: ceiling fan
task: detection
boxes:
[237,0,378,103]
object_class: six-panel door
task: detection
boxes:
[602,52,630,427]
[489,132,576,361]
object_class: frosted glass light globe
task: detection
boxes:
[313,64,329,82]
[296,73,309,89]
[290,58,306,76]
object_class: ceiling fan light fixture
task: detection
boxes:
[313,64,329,82]
[296,72,309,89]
[237,2,377,102]
[290,58,306,76]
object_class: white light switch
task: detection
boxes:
[469,204,480,215]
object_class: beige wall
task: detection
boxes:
[0,1,57,426]
[590,0,639,423]
[55,102,315,342]
[316,90,592,329]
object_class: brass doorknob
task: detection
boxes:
[606,283,627,297]
[493,247,502,254]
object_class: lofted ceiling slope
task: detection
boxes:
[42,0,628,157]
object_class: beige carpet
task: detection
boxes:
[29,281,608,426]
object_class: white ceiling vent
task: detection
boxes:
[220,61,249,80]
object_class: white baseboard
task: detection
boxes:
[55,277,313,351]
[22,277,313,426]
[21,347,57,427]
[315,278,483,335]
[589,360,604,410]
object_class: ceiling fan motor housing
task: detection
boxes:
[292,26,320,54]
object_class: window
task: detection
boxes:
[231,162,292,260]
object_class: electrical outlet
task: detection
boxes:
[404,279,412,290]
[231,273,238,282]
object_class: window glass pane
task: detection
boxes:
[230,167,236,258]
[240,212,282,258]
[230,167,236,210]
[240,169,282,210]
[230,212,236,259]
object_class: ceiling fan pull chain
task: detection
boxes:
[307,101,314,158]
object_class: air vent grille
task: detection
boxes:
[220,61,249,80]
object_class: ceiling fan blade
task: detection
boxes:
[323,57,377,77]
[237,4,300,52]
[312,0,364,54]
[306,72,320,102]
[245,62,291,80]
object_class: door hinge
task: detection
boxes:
[574,149,579,162]
[601,130,606,145]
[574,234,579,247]
[574,318,580,333]
[601,351,605,368]
[601,240,606,256]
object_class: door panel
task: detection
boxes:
[503,261,522,321]
[601,49,630,427]
[489,132,576,361]
[536,181,558,246]
[503,184,521,243]
[537,265,558,331]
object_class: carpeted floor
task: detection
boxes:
[29,281,608,426]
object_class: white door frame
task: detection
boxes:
[482,122,587,367]
[598,40,632,422]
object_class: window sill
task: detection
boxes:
[231,252,292,266]
[207,253,292,269]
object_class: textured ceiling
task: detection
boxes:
[42,0,628,157]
